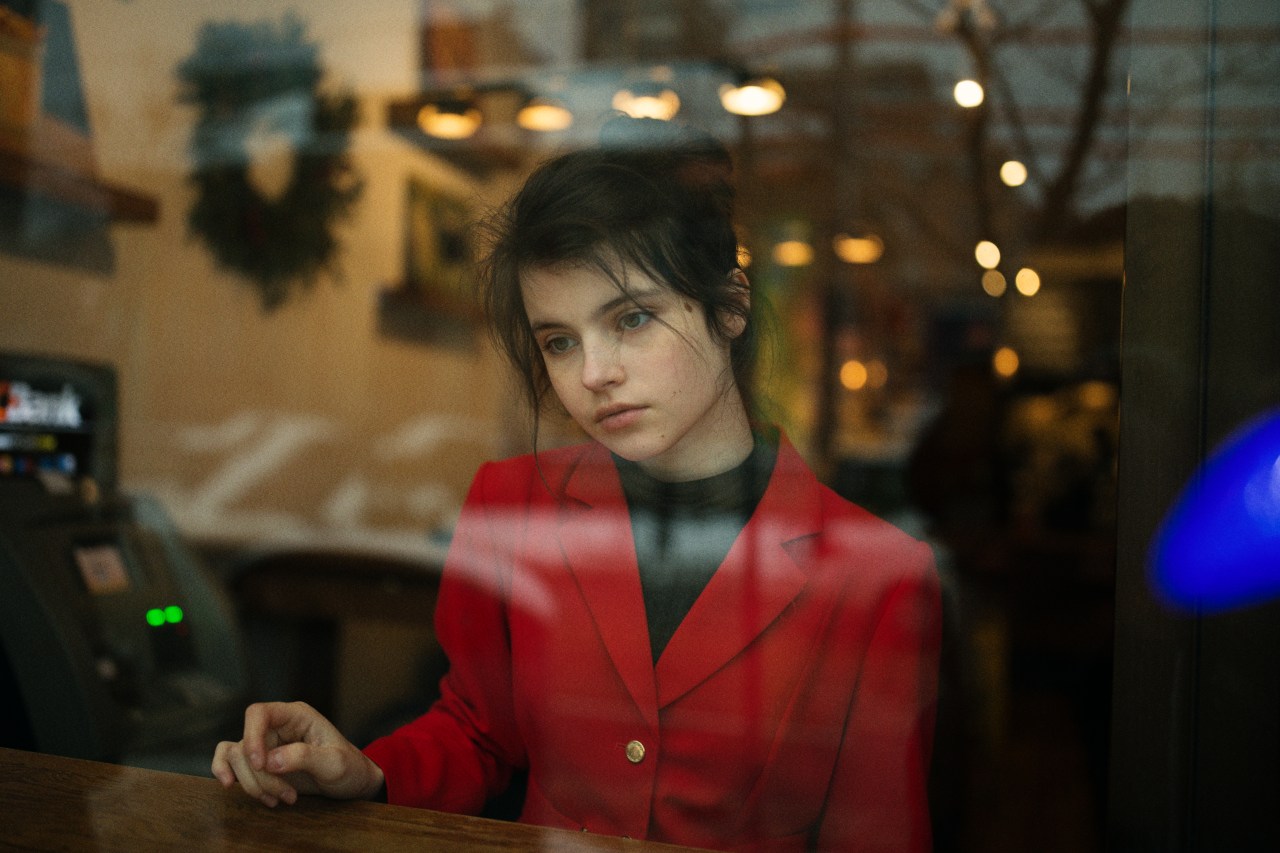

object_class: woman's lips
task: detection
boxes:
[595,404,645,430]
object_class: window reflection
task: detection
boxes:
[1,0,1277,849]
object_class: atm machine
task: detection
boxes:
[0,351,247,767]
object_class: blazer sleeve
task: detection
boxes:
[362,461,526,813]
[816,541,943,852]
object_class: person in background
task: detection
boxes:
[213,117,942,852]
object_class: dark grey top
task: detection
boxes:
[614,431,778,663]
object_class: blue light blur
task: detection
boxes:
[1151,407,1280,612]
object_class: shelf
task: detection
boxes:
[0,146,158,224]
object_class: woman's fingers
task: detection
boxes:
[211,740,235,787]
[213,738,299,807]
[240,701,296,770]
[265,737,380,800]
[212,701,378,805]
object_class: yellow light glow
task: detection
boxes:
[737,245,753,268]
[953,79,984,108]
[772,239,814,267]
[1079,380,1117,411]
[612,87,681,121]
[1015,267,1041,296]
[982,269,1007,297]
[993,346,1020,378]
[417,102,482,140]
[974,240,1000,269]
[1000,160,1028,187]
[719,77,785,116]
[833,233,885,265]
[840,360,868,391]
[517,98,573,132]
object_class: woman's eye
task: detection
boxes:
[543,336,574,355]
[620,311,651,332]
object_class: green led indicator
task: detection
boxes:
[146,606,185,627]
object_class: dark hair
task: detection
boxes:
[479,117,758,431]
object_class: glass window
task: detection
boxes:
[1,0,1277,849]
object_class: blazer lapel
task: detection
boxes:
[654,436,824,708]
[556,444,660,730]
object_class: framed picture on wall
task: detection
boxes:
[378,175,479,343]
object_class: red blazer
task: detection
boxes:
[364,435,941,852]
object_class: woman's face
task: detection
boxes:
[521,263,752,481]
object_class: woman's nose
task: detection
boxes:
[580,339,623,390]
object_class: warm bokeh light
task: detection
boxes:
[1079,380,1117,411]
[516,97,573,132]
[1000,160,1028,187]
[1015,267,1042,296]
[833,233,885,265]
[612,86,681,120]
[719,76,785,116]
[840,360,868,391]
[982,269,1007,297]
[993,346,1020,378]
[417,102,482,139]
[953,79,985,108]
[772,239,814,267]
[974,240,1001,269]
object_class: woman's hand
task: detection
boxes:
[211,701,385,807]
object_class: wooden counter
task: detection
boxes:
[0,747,706,852]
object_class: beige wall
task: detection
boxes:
[0,1,518,560]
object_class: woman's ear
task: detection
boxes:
[720,268,751,339]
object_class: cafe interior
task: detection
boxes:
[1,0,1277,850]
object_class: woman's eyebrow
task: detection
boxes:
[594,287,663,318]
[530,287,666,334]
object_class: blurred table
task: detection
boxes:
[0,747,705,852]
[223,546,446,725]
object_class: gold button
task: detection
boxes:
[625,740,646,764]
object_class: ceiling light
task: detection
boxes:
[612,83,680,121]
[982,269,1007,297]
[974,240,1000,269]
[417,97,481,140]
[833,233,885,265]
[1015,267,1041,296]
[953,79,984,108]
[517,96,573,132]
[773,239,814,267]
[1000,159,1028,187]
[719,74,785,117]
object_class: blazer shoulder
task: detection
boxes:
[813,483,938,586]
[470,441,600,505]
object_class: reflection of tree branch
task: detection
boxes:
[1034,0,1129,239]
[898,0,1131,242]
[1016,47,1088,91]
[986,56,1049,190]
[887,0,940,22]
[998,0,1069,40]
[955,17,997,241]
[1077,160,1126,204]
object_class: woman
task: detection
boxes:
[212,119,941,852]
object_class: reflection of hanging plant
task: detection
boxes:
[177,14,362,310]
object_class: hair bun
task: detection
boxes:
[597,114,733,199]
